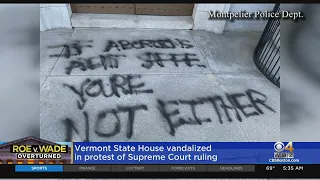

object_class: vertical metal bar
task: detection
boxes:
[268,55,280,77]
[258,20,279,67]
[253,3,280,87]
[262,30,280,70]
[254,4,280,59]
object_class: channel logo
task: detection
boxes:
[274,142,285,152]
[269,142,299,163]
[273,142,294,159]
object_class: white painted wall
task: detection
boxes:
[224,4,275,32]
[40,4,72,31]
[193,4,231,33]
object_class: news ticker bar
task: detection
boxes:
[0,164,319,178]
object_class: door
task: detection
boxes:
[71,4,135,14]
[71,4,194,16]
[135,4,194,16]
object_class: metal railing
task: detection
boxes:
[253,4,280,87]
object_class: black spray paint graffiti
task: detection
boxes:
[104,38,194,52]
[48,38,206,75]
[62,89,275,141]
[65,54,126,75]
[137,52,206,69]
[48,40,93,59]
[63,105,148,142]
[158,89,275,136]
[63,104,148,142]
[63,75,154,110]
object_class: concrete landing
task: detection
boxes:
[40,28,280,142]
[72,13,193,29]
[191,31,262,75]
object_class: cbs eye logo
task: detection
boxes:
[274,142,294,153]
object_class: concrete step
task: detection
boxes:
[71,13,193,30]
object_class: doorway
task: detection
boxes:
[71,4,194,16]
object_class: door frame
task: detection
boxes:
[40,3,230,33]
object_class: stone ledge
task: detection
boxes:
[71,13,193,30]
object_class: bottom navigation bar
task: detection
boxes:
[15,164,255,172]
[0,164,318,178]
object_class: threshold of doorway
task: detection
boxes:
[71,13,194,30]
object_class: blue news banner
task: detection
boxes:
[72,142,320,164]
